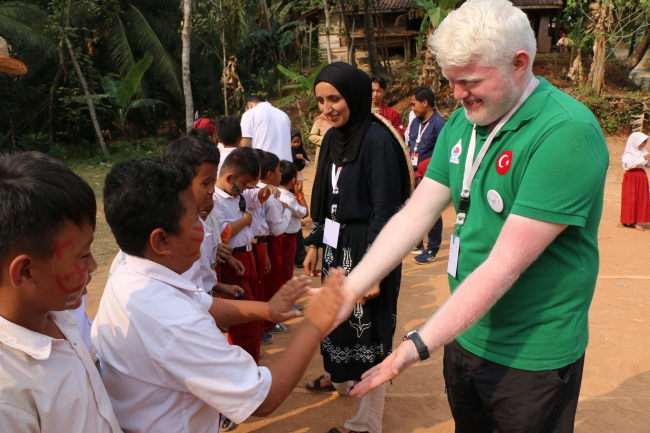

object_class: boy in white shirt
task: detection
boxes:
[94,157,344,433]
[278,160,309,285]
[0,153,122,433]
[216,115,242,177]
[256,150,293,335]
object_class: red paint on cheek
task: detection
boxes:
[191,226,204,233]
[53,240,73,260]
[186,249,201,258]
[190,237,204,243]
[55,262,88,294]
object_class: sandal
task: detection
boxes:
[306,374,335,392]
[270,323,292,333]
[219,416,235,431]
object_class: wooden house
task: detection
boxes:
[303,0,565,63]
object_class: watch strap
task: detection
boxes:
[405,330,430,361]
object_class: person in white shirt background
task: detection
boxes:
[240,95,292,162]
[94,157,346,433]
[0,153,122,433]
[216,115,242,177]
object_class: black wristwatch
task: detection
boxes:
[403,330,430,361]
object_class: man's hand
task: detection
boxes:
[350,339,419,398]
[358,284,380,306]
[242,212,253,227]
[268,276,310,323]
[304,247,320,277]
[225,256,245,275]
[213,283,244,300]
[216,243,232,263]
[304,268,344,335]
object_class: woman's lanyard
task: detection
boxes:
[454,76,539,236]
[331,163,342,221]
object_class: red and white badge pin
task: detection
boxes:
[496,150,513,175]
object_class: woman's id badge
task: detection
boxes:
[323,218,340,249]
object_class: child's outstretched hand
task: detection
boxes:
[304,267,344,335]
[268,276,310,323]
[295,182,303,195]
[213,283,244,300]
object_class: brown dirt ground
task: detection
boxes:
[83,136,650,433]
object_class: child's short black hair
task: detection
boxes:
[187,127,211,142]
[256,149,280,180]
[164,136,220,173]
[216,115,242,145]
[220,147,260,179]
[370,75,387,90]
[245,95,266,104]
[103,158,193,257]
[0,152,96,265]
[409,86,436,107]
[279,160,298,186]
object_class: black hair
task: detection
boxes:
[0,152,96,265]
[164,136,220,174]
[256,149,280,180]
[245,95,266,104]
[370,75,387,90]
[409,86,436,108]
[103,158,193,257]
[220,147,260,179]
[216,115,242,145]
[279,160,298,186]
[188,127,211,141]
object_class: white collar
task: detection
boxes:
[214,187,237,200]
[124,255,203,293]
[0,311,75,360]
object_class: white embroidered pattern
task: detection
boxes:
[324,245,334,266]
[349,303,371,337]
[322,338,384,364]
[342,247,353,273]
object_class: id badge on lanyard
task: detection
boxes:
[411,121,429,167]
[448,76,539,278]
[324,164,342,249]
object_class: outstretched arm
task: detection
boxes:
[350,214,567,398]
[323,178,452,328]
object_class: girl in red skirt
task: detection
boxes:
[621,132,650,230]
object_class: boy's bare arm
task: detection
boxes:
[252,269,344,417]
[229,212,253,236]
[207,276,309,326]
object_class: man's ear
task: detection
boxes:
[8,254,38,292]
[512,50,531,77]
[150,228,173,256]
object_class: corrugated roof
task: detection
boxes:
[512,0,564,6]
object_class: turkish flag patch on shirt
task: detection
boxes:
[496,150,513,175]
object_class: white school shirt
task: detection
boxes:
[108,219,218,292]
[91,255,272,433]
[70,294,93,351]
[240,102,292,161]
[279,189,307,234]
[248,187,269,237]
[0,311,123,433]
[259,182,291,236]
[213,188,254,248]
[217,146,236,177]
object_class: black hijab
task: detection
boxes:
[291,129,309,171]
[311,62,374,220]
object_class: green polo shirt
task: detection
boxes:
[425,77,608,371]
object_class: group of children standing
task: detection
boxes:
[0,115,337,433]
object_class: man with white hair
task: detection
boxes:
[322,0,608,431]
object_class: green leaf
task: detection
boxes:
[277,64,309,89]
[125,98,164,110]
[116,52,154,108]
[417,15,430,44]
[429,7,443,29]
[101,77,121,99]
[439,0,459,11]
[276,95,297,107]
[306,61,329,88]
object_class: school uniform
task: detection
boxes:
[212,187,261,363]
[92,255,272,433]
[0,311,122,433]
[259,181,292,332]
[278,188,307,284]
[247,188,269,302]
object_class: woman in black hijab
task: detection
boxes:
[304,62,411,433]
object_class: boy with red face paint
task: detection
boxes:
[0,152,122,433]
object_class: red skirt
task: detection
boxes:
[621,168,650,224]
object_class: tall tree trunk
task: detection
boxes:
[626,27,650,70]
[587,2,613,95]
[363,0,384,75]
[64,0,108,157]
[182,0,194,131]
[323,0,333,63]
[339,0,357,66]
[219,0,228,115]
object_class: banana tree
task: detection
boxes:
[276,61,328,129]
[100,52,164,139]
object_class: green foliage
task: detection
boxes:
[413,0,459,43]
[578,87,639,135]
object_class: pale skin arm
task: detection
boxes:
[313,178,453,327]
[350,213,567,398]
[240,137,252,147]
